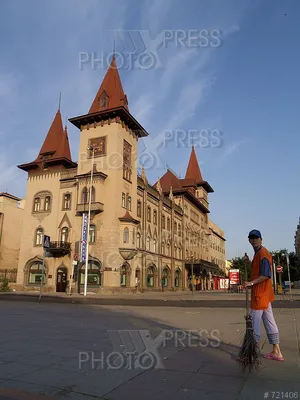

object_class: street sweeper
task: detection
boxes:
[244,229,284,362]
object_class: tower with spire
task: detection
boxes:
[69,55,148,288]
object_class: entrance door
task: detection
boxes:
[56,268,67,292]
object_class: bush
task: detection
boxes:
[0,279,12,292]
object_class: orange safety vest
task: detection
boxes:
[250,246,275,310]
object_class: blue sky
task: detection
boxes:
[1,0,299,259]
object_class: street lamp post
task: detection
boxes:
[191,254,194,293]
[84,145,98,297]
[286,253,292,297]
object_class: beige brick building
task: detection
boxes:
[0,193,25,280]
[209,220,226,273]
[15,56,226,293]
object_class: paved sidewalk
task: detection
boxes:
[0,301,299,399]
[1,289,300,309]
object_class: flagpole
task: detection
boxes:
[84,147,95,296]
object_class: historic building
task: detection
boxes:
[15,55,226,293]
[0,193,25,280]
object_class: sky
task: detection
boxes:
[1,0,300,260]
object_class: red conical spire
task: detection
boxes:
[185,146,203,182]
[88,55,129,114]
[18,104,76,172]
[55,124,72,160]
[38,109,64,156]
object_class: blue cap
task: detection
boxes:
[248,229,262,238]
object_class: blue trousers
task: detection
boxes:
[250,303,280,344]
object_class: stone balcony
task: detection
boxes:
[76,202,104,215]
[47,241,71,256]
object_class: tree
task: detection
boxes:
[231,253,251,282]
[270,249,300,282]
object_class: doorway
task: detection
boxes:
[56,267,67,292]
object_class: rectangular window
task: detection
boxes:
[88,137,106,157]
[123,140,132,182]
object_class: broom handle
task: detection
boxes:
[246,287,250,315]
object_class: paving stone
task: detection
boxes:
[171,388,239,400]
[199,362,247,377]
[0,381,102,399]
[0,363,42,380]
[104,369,192,400]
[183,372,246,394]
[15,366,144,398]
[162,348,206,372]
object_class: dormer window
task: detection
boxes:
[99,92,109,108]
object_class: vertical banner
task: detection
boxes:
[81,213,88,262]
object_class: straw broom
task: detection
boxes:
[237,270,261,372]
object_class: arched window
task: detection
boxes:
[175,269,181,288]
[91,186,95,202]
[137,200,141,217]
[63,193,71,209]
[167,242,170,256]
[35,228,44,246]
[34,197,40,212]
[61,227,69,242]
[137,232,141,248]
[80,260,102,286]
[162,267,170,287]
[123,227,129,243]
[99,91,109,108]
[147,206,151,222]
[82,187,88,204]
[178,247,181,259]
[153,210,157,225]
[167,218,170,231]
[89,225,96,243]
[44,196,51,211]
[127,196,132,211]
[120,263,130,287]
[147,236,151,251]
[153,238,157,253]
[162,215,165,229]
[122,193,126,208]
[161,242,165,255]
[174,221,177,234]
[146,266,155,287]
[28,261,46,284]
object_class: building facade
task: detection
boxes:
[15,56,226,293]
[209,220,226,273]
[0,193,25,280]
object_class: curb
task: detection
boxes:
[0,293,299,308]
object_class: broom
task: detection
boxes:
[237,279,261,372]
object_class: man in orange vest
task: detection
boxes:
[244,229,284,361]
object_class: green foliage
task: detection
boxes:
[231,254,251,281]
[0,278,12,292]
[269,249,300,282]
